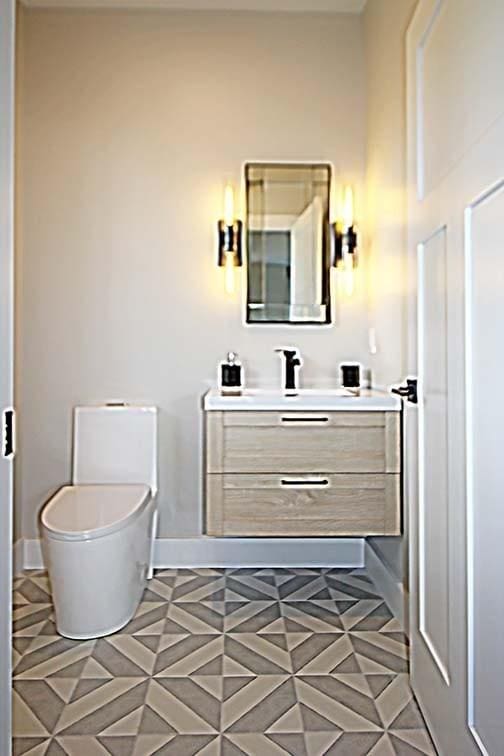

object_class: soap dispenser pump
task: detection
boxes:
[219,352,244,396]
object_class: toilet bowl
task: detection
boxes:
[40,405,158,639]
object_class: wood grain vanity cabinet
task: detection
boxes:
[204,404,401,537]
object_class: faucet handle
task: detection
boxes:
[275,347,301,360]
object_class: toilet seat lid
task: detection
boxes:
[41,484,151,541]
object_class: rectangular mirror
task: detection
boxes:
[245,163,332,324]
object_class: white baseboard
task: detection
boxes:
[154,537,364,568]
[22,536,365,571]
[13,539,24,576]
[365,541,408,632]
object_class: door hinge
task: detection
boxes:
[2,408,15,459]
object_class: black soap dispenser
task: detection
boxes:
[219,352,244,396]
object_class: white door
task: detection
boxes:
[0,0,15,754]
[406,1,504,754]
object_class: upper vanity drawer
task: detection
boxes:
[206,411,400,474]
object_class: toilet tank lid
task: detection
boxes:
[41,484,151,541]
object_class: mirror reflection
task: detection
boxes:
[246,163,331,324]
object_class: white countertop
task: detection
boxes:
[203,388,401,412]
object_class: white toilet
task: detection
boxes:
[40,404,158,640]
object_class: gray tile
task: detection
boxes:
[13,738,49,756]
[226,603,283,634]
[172,576,225,602]
[97,736,136,756]
[226,577,279,602]
[151,735,217,755]
[91,639,148,677]
[278,575,331,601]
[351,636,409,674]
[45,741,67,756]
[57,680,148,735]
[18,580,52,604]
[326,577,380,600]
[324,732,383,755]
[350,604,395,631]
[267,733,307,755]
[155,678,221,730]
[14,679,66,733]
[139,705,177,735]
[390,700,427,730]
[389,731,436,755]
[226,678,298,733]
[122,605,168,635]
[11,568,434,754]
[224,636,291,675]
[221,735,249,755]
[290,634,343,674]
[298,676,383,728]
[154,635,219,675]
[300,702,343,732]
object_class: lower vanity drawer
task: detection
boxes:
[206,473,400,537]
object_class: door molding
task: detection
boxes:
[0,0,15,752]
[417,226,451,687]
[464,177,504,754]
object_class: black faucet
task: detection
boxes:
[276,348,302,391]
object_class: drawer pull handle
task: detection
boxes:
[280,478,329,487]
[280,416,329,423]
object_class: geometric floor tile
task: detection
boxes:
[12,568,437,755]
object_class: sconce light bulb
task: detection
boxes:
[224,183,235,227]
[345,269,355,297]
[224,250,235,295]
[343,186,354,230]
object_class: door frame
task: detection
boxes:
[0,0,16,752]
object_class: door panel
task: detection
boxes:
[423,0,504,195]
[418,227,450,684]
[407,1,504,753]
[466,181,504,753]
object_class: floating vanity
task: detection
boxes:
[204,389,402,538]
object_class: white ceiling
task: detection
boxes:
[22,0,367,12]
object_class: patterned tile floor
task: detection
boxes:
[12,568,437,756]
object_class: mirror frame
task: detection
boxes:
[244,162,332,326]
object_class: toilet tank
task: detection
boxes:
[72,405,158,495]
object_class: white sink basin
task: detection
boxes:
[203,388,401,412]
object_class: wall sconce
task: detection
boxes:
[218,183,242,295]
[333,186,358,296]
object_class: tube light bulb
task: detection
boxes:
[224,250,235,295]
[343,186,354,230]
[344,249,355,296]
[224,184,235,227]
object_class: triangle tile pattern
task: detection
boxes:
[12,568,436,755]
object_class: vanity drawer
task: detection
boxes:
[206,411,400,474]
[206,473,400,537]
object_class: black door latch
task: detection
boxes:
[2,409,15,458]
[391,378,418,405]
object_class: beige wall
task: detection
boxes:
[16,8,368,539]
[363,0,417,579]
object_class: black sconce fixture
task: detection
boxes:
[333,186,358,268]
[218,184,242,294]
[334,224,358,266]
[217,220,243,267]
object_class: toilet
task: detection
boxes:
[40,404,158,640]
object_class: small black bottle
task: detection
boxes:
[219,352,243,396]
[340,363,361,392]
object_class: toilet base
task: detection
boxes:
[42,499,156,640]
